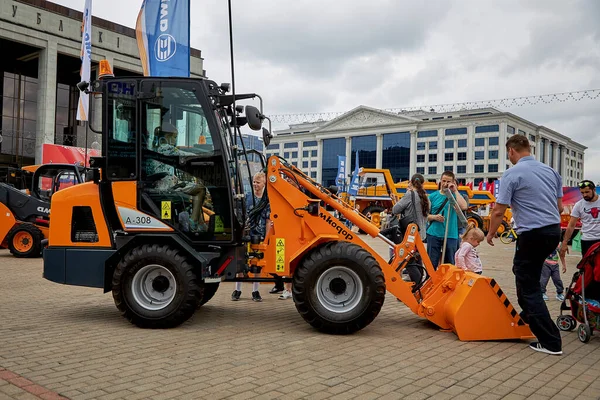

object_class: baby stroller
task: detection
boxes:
[556,242,600,343]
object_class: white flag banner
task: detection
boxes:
[76,0,93,121]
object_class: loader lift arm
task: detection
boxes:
[251,156,535,341]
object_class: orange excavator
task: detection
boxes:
[41,60,533,342]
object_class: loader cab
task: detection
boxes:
[94,76,248,246]
[31,164,86,202]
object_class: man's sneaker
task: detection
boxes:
[542,293,549,301]
[231,290,241,301]
[269,286,283,294]
[252,291,262,302]
[556,293,565,301]
[278,290,292,300]
[529,342,562,355]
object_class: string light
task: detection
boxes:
[266,88,600,124]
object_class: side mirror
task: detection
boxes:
[245,105,263,131]
[262,127,273,147]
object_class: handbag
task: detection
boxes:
[398,191,418,233]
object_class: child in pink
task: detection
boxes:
[455,225,485,274]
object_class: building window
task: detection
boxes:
[445,153,454,161]
[457,152,467,161]
[284,142,298,149]
[417,130,437,138]
[507,125,515,134]
[428,166,437,175]
[445,127,467,136]
[475,138,485,147]
[475,125,499,133]
[474,178,483,185]
[321,138,345,187]
[444,166,453,172]
[351,135,377,170]
[267,144,279,150]
[310,171,317,178]
[416,167,425,174]
[519,130,527,135]
[284,152,290,158]
[311,150,317,157]
[429,154,437,162]
[457,165,466,174]
[488,164,498,173]
[302,161,308,168]
[445,140,454,148]
[457,139,467,148]
[417,142,426,150]
[311,160,317,168]
[303,150,309,157]
[382,132,410,182]
[429,141,438,150]
[474,151,485,160]
[488,137,499,146]
[488,150,498,159]
[303,140,317,147]
[291,151,298,158]
[417,154,425,163]
[529,134,536,142]
[474,165,484,173]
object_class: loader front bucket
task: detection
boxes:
[418,264,535,341]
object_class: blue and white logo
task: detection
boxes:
[155,34,177,62]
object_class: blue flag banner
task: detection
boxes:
[336,155,346,190]
[136,0,191,77]
[347,151,360,196]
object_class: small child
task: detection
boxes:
[540,244,567,301]
[454,225,485,274]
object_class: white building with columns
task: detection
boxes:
[0,0,205,168]
[266,106,587,187]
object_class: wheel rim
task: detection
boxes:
[131,264,177,311]
[578,325,587,341]
[468,218,478,228]
[316,266,364,313]
[13,232,33,253]
[557,316,570,331]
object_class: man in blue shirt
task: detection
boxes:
[426,171,468,268]
[487,135,564,356]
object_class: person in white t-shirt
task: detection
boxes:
[560,180,600,258]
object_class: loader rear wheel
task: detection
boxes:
[197,282,220,307]
[293,241,386,334]
[112,244,203,328]
[7,224,43,258]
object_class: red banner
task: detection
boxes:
[42,143,100,166]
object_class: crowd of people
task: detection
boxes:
[239,135,600,357]
[381,135,599,356]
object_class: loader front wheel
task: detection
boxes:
[293,241,386,334]
[112,244,203,328]
[7,224,43,258]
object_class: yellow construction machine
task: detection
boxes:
[41,61,533,342]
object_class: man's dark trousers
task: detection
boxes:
[513,223,562,352]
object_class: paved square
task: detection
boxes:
[1,235,599,399]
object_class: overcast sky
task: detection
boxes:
[53,0,600,182]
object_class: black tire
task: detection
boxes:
[7,224,43,258]
[112,244,203,329]
[293,241,386,334]
[466,212,484,230]
[359,205,385,233]
[578,323,592,343]
[197,282,220,307]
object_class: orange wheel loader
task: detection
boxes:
[41,62,535,342]
[0,164,87,258]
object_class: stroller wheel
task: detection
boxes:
[556,315,577,332]
[577,324,592,343]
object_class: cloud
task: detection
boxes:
[50,0,600,182]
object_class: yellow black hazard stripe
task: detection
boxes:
[490,279,526,326]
